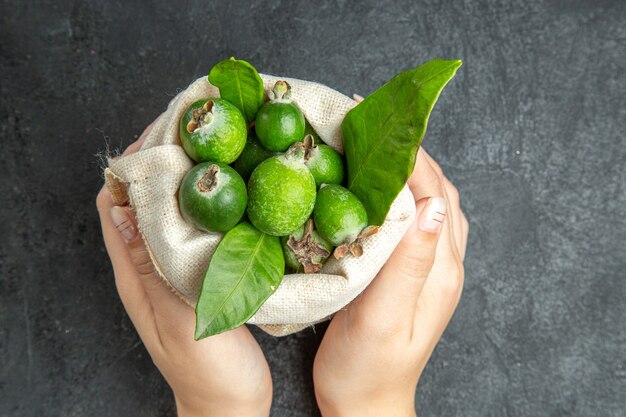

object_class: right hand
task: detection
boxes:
[313,148,468,416]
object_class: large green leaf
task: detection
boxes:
[342,58,462,226]
[195,223,284,339]
[208,57,264,122]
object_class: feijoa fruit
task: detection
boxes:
[255,81,305,152]
[314,184,377,258]
[180,98,247,164]
[178,162,247,233]
[247,151,316,236]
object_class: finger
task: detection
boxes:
[443,179,464,259]
[350,196,447,337]
[460,211,469,259]
[400,150,465,352]
[108,205,195,322]
[96,188,159,345]
[409,149,463,271]
[408,148,445,201]
[410,150,465,342]
[412,220,465,350]
[420,150,467,260]
[409,149,460,262]
[353,94,364,103]
[438,184,461,267]
[444,178,469,261]
[108,205,199,343]
[435,178,461,264]
[411,253,464,353]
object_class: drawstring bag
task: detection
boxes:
[105,74,416,336]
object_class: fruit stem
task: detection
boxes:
[197,164,220,192]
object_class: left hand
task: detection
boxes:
[96,119,272,417]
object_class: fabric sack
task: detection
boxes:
[105,74,416,336]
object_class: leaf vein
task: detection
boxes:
[347,61,459,190]
[205,232,265,331]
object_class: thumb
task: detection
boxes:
[109,206,190,314]
[110,206,159,281]
[390,196,447,287]
[352,197,447,333]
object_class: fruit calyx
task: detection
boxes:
[197,164,220,192]
[285,134,316,162]
[269,80,292,102]
[187,100,215,133]
[287,219,331,273]
[333,225,380,259]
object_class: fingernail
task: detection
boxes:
[353,94,364,102]
[417,197,447,234]
[110,206,137,241]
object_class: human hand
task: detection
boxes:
[96,120,272,417]
[313,146,468,417]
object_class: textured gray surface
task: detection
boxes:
[1,0,625,416]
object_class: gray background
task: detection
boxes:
[1,0,625,416]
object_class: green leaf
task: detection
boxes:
[195,223,284,339]
[342,58,462,226]
[208,57,264,123]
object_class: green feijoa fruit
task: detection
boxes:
[247,152,316,236]
[231,133,278,182]
[280,219,333,273]
[303,138,345,188]
[314,184,376,258]
[255,81,305,152]
[178,162,247,233]
[180,98,247,164]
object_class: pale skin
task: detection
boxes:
[96,110,468,416]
